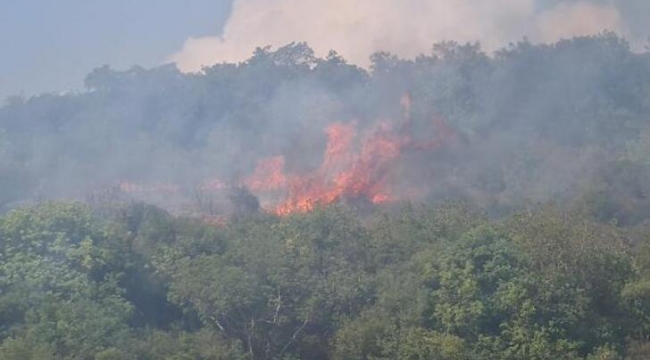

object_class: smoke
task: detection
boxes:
[2,1,650,220]
[169,0,633,72]
[537,2,624,42]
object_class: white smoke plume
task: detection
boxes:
[537,2,624,43]
[170,0,629,72]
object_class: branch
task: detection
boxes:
[280,316,310,356]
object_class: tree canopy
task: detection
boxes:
[2,34,650,358]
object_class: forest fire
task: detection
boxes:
[266,121,407,215]
[115,95,458,217]
[244,95,458,215]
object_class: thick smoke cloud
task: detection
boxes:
[170,0,636,72]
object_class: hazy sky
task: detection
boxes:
[0,0,233,101]
[2,0,649,102]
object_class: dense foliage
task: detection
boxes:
[0,201,650,359]
[3,33,650,358]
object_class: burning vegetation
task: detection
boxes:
[117,93,459,217]
[5,34,650,360]
[244,95,458,215]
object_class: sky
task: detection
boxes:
[0,0,234,101]
[2,0,649,102]
[171,0,650,72]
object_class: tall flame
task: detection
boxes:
[116,94,459,217]
[270,121,407,215]
[246,119,458,215]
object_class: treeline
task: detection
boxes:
[1,32,650,220]
[1,200,650,359]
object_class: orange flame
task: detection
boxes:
[116,94,459,218]
[251,121,410,216]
